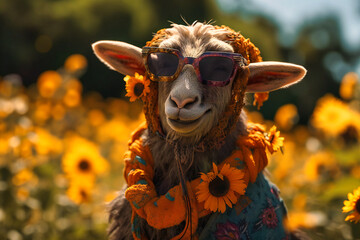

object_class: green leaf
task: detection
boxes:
[322,176,360,201]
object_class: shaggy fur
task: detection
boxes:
[97,22,307,240]
[108,23,250,240]
[108,115,247,240]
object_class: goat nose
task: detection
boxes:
[170,96,198,109]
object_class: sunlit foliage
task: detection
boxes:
[1,53,359,239]
[0,55,144,239]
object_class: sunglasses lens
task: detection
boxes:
[147,52,179,77]
[199,56,234,82]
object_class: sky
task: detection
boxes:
[217,0,360,52]
[217,0,360,79]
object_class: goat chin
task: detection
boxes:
[165,113,214,143]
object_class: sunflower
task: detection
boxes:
[343,186,360,223]
[304,151,339,182]
[64,54,88,73]
[33,127,63,156]
[12,168,38,186]
[66,180,93,204]
[274,104,298,131]
[62,136,109,181]
[339,72,358,100]
[265,126,284,154]
[124,73,150,102]
[37,70,62,98]
[311,94,360,138]
[63,88,81,107]
[196,163,246,213]
[285,211,319,231]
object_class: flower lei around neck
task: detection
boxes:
[121,80,284,240]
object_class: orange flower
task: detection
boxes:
[339,72,358,100]
[285,211,322,231]
[62,136,109,181]
[253,92,269,110]
[64,54,88,72]
[343,186,360,223]
[196,163,246,213]
[311,94,360,138]
[63,89,81,107]
[124,73,150,102]
[66,180,94,204]
[37,70,62,98]
[304,151,338,182]
[12,169,38,186]
[274,104,298,131]
[265,126,284,154]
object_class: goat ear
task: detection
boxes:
[246,61,306,93]
[92,40,145,76]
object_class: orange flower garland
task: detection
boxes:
[343,186,360,223]
[124,72,150,102]
[197,163,246,213]
[123,122,284,240]
[253,92,269,110]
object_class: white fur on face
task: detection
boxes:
[157,23,235,144]
[160,23,234,57]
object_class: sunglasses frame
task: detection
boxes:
[142,47,247,87]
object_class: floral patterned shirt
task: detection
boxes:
[198,173,289,240]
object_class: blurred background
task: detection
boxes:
[0,0,360,239]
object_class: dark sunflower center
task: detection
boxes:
[209,176,230,197]
[134,83,144,97]
[356,198,360,213]
[341,125,358,144]
[269,134,275,143]
[316,164,325,175]
[78,159,91,171]
[80,189,88,200]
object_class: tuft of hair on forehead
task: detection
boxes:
[167,22,230,39]
[160,22,234,56]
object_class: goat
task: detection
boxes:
[92,22,306,240]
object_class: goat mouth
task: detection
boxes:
[167,109,211,134]
[169,118,199,125]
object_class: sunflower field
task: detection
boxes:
[0,56,145,240]
[0,53,360,240]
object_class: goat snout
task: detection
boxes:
[170,95,199,109]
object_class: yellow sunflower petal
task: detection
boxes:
[343,186,360,222]
[343,205,354,213]
[212,162,218,175]
[204,197,211,210]
[197,192,211,202]
[345,215,353,221]
[197,184,211,202]
[123,75,130,82]
[200,173,209,182]
[208,196,219,212]
[227,190,238,204]
[231,182,246,195]
[218,198,227,213]
[224,195,233,208]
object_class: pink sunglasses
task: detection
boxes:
[142,47,247,87]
